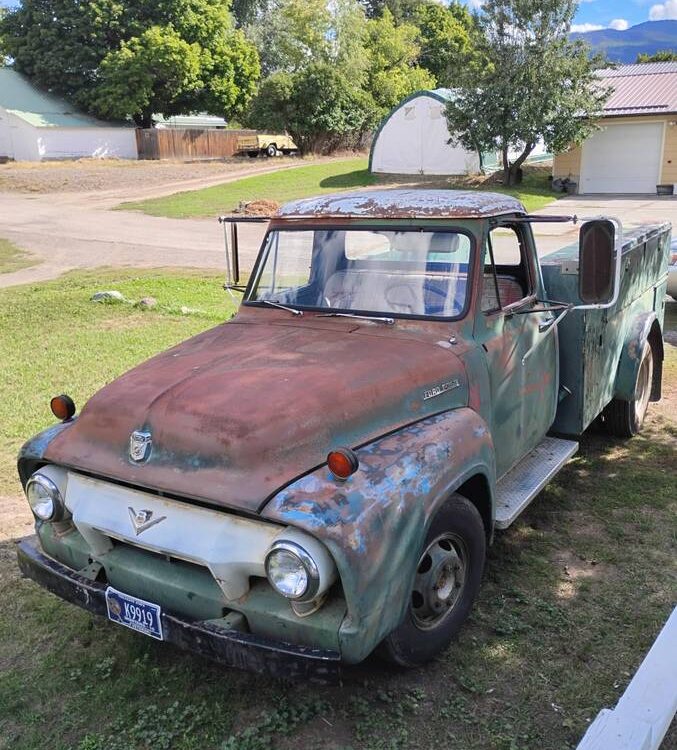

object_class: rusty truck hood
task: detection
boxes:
[44,320,468,512]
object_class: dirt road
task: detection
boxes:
[0,159,312,287]
[2,157,676,290]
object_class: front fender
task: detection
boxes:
[262,408,495,663]
[613,312,662,401]
[17,420,76,488]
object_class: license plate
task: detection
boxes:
[105,586,163,640]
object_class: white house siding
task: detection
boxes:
[371,94,480,176]
[35,127,137,160]
[0,109,40,160]
[0,106,137,162]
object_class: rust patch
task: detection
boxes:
[277,189,526,220]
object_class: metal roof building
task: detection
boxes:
[554,62,677,194]
[0,68,137,161]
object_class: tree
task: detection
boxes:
[445,0,610,185]
[0,0,260,126]
[248,0,332,76]
[363,9,435,115]
[246,63,379,153]
[637,50,677,63]
[414,2,484,83]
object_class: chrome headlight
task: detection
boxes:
[265,541,318,601]
[25,470,67,521]
[265,532,337,603]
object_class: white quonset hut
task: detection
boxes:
[369,89,481,176]
[0,69,137,162]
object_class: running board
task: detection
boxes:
[494,437,579,529]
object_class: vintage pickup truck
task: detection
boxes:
[17,190,670,681]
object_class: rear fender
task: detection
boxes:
[613,313,664,402]
[262,408,495,663]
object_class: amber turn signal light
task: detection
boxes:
[327,447,359,480]
[50,394,76,421]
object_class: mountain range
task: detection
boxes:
[570,20,677,64]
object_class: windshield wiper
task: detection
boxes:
[318,312,395,325]
[257,299,303,316]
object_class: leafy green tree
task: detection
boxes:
[246,63,379,153]
[414,2,484,83]
[364,9,434,115]
[248,0,331,76]
[0,0,260,126]
[445,0,609,185]
[637,50,677,63]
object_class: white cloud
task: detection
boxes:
[467,0,484,8]
[571,23,605,32]
[570,18,630,33]
[650,0,677,20]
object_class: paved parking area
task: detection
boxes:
[533,194,677,255]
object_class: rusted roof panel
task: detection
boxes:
[597,63,677,117]
[277,189,526,219]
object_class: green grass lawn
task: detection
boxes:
[0,238,39,274]
[120,158,377,218]
[119,158,558,219]
[0,270,674,750]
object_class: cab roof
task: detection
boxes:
[277,189,526,220]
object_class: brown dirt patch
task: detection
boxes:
[0,495,32,543]
[0,157,299,194]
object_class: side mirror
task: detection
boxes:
[579,219,616,305]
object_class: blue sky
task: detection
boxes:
[1,0,676,29]
[461,0,677,31]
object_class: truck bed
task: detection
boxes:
[541,223,671,436]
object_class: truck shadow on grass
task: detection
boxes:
[2,394,674,750]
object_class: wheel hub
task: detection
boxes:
[411,534,468,629]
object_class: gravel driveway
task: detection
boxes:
[1,165,675,289]
[0,159,318,287]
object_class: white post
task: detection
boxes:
[577,607,677,750]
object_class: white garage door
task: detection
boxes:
[580,122,664,194]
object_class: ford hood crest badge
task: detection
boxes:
[129,430,152,463]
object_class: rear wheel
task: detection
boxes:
[603,341,654,438]
[265,143,277,157]
[379,494,486,667]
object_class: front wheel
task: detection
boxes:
[379,494,486,667]
[603,341,654,438]
[265,144,277,157]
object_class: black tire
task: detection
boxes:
[379,494,486,667]
[265,144,277,157]
[603,341,654,438]
[247,151,259,158]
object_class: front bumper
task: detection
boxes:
[17,536,341,683]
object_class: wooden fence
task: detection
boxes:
[135,128,256,161]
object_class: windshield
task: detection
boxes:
[245,228,473,319]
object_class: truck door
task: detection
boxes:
[474,222,559,478]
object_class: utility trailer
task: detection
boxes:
[236,132,298,158]
[16,189,670,680]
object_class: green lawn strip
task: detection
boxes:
[119,158,376,218]
[0,268,235,497]
[119,158,558,219]
[0,238,40,274]
[1,269,674,749]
